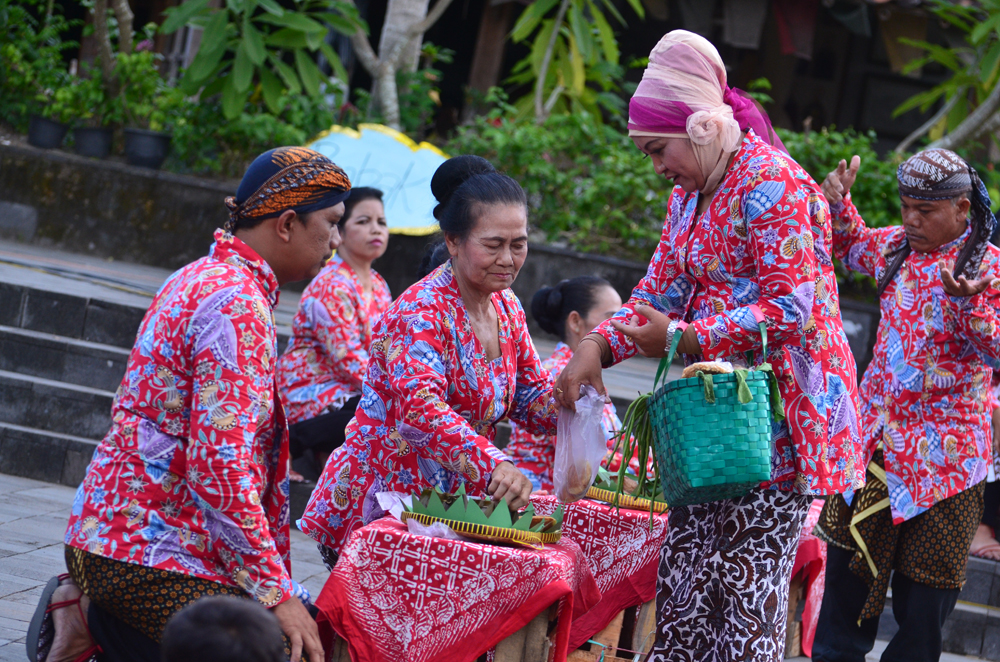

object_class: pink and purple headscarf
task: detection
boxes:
[628,31,785,192]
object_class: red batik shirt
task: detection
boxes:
[278,254,392,425]
[299,260,559,553]
[832,194,1000,522]
[506,342,646,492]
[593,130,866,496]
[64,230,297,606]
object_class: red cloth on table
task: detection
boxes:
[314,517,601,662]
[531,495,669,651]
[792,498,827,658]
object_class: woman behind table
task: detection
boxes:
[299,155,558,566]
[506,277,625,492]
[277,187,392,474]
[554,31,864,660]
[35,147,350,662]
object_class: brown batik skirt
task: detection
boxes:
[65,546,309,661]
[813,449,984,621]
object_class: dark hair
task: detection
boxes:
[161,596,284,662]
[417,241,450,278]
[431,156,526,240]
[340,186,384,227]
[531,276,615,341]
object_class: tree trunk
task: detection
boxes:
[375,65,402,130]
[92,0,117,91]
[930,82,1000,151]
[111,0,134,54]
[378,0,430,75]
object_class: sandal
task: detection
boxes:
[26,574,100,662]
[971,542,1000,561]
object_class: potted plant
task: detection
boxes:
[2,43,73,148]
[115,50,184,169]
[66,66,120,158]
[0,0,78,145]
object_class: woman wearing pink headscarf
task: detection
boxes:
[555,31,865,660]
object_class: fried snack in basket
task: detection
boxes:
[681,361,734,379]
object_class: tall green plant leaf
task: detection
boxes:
[160,0,210,35]
[294,48,321,96]
[233,41,253,90]
[511,0,559,42]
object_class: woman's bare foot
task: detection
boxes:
[47,580,94,662]
[970,523,1000,561]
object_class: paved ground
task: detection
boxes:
[0,473,329,662]
[0,472,987,662]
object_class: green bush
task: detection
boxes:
[447,111,666,259]
[167,94,335,177]
[0,0,77,129]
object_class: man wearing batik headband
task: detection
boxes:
[813,149,1000,662]
[33,147,350,662]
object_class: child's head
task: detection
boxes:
[161,596,284,662]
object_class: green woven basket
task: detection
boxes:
[649,319,782,507]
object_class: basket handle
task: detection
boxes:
[655,305,768,388]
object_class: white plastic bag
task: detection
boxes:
[553,385,607,502]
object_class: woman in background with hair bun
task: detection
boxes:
[299,155,559,566]
[506,277,626,492]
[277,187,392,479]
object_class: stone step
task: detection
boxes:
[0,422,97,488]
[0,324,129,393]
[0,369,113,439]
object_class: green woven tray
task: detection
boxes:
[648,317,781,506]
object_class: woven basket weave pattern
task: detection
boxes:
[650,371,772,506]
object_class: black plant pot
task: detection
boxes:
[124,128,171,169]
[27,115,68,149]
[73,127,113,159]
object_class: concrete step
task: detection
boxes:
[1,279,147,350]
[0,324,129,392]
[0,369,113,439]
[0,422,97,487]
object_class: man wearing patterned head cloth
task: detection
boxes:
[30,147,350,662]
[813,149,1000,662]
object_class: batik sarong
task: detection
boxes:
[651,488,812,661]
[814,450,984,621]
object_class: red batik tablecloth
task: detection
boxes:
[530,495,669,651]
[792,498,827,658]
[315,517,601,662]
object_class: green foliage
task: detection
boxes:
[777,127,901,230]
[58,63,123,127]
[446,112,666,258]
[168,93,335,177]
[0,0,78,128]
[114,50,187,130]
[746,77,774,107]
[507,0,642,121]
[893,0,1000,136]
[161,0,363,120]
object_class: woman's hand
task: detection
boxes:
[553,338,607,410]
[272,597,324,662]
[488,461,533,510]
[608,305,702,357]
[609,305,670,358]
[822,156,860,205]
[992,407,1000,458]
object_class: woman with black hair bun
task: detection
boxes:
[277,187,392,479]
[506,277,632,492]
[300,155,560,566]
